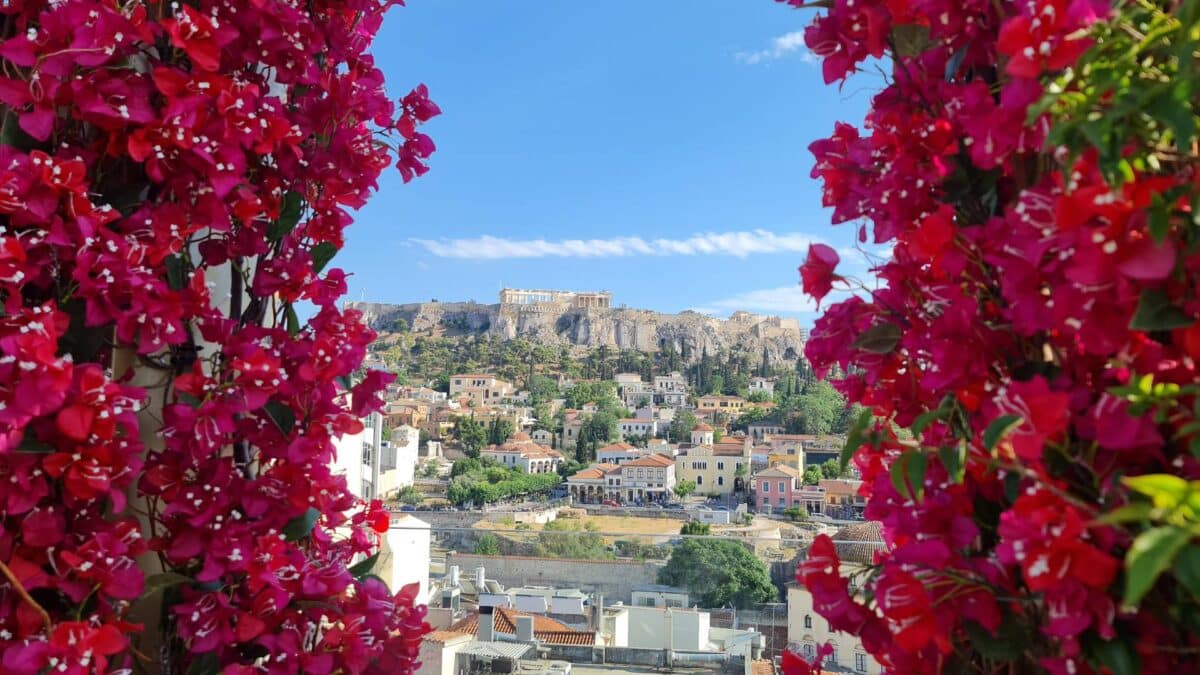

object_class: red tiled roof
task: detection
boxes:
[624,454,673,468]
[448,608,596,646]
[756,464,801,479]
[568,464,617,481]
[425,630,470,644]
[598,442,637,453]
[692,422,712,431]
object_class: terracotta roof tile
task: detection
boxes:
[447,608,595,646]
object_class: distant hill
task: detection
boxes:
[348,289,805,366]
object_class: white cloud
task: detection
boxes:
[411,230,824,260]
[692,285,817,316]
[735,31,815,65]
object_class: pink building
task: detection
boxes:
[752,465,825,515]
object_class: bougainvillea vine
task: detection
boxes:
[784,0,1200,673]
[0,0,437,672]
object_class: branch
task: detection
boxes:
[0,557,52,635]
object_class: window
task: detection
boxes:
[762,482,770,493]
[639,597,656,607]
[778,481,787,493]
[717,476,724,486]
[696,476,703,485]
[804,615,812,629]
[803,643,814,657]
[778,497,785,506]
[827,648,839,666]
[717,462,724,470]
[855,653,867,673]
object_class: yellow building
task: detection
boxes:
[695,394,747,418]
[674,436,752,495]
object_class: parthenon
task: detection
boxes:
[499,288,612,309]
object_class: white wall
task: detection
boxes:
[392,425,420,489]
[623,606,708,651]
[383,515,432,605]
[333,423,367,499]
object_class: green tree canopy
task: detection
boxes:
[673,479,697,499]
[802,465,824,486]
[670,410,699,443]
[488,418,515,445]
[681,521,711,535]
[475,533,501,556]
[454,416,487,458]
[658,539,775,609]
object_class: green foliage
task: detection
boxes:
[534,518,613,560]
[475,533,501,556]
[657,539,776,609]
[526,375,561,405]
[820,459,850,479]
[396,485,424,505]
[454,416,487,458]
[577,412,618,462]
[782,506,809,522]
[487,418,515,445]
[673,479,697,499]
[615,539,671,560]
[670,410,699,443]
[1104,474,1200,607]
[446,463,561,505]
[802,465,824,486]
[681,520,712,535]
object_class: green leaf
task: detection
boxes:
[311,242,338,274]
[186,652,220,675]
[911,410,941,437]
[963,616,1024,662]
[283,507,321,541]
[840,408,874,472]
[264,400,295,435]
[1003,471,1022,504]
[1094,502,1154,525]
[938,442,966,484]
[1173,544,1200,599]
[1149,193,1171,243]
[1124,526,1192,606]
[1123,474,1190,510]
[268,191,304,242]
[1130,288,1194,331]
[890,451,927,501]
[982,414,1022,451]
[1086,636,1141,675]
[141,572,193,599]
[336,374,354,391]
[165,255,188,291]
[851,323,902,354]
[285,304,301,337]
[348,552,380,579]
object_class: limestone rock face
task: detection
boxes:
[348,300,805,365]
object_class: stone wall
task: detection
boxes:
[445,552,663,604]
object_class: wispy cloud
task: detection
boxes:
[692,285,816,316]
[735,31,816,65]
[411,230,825,260]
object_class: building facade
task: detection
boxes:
[481,433,564,474]
[752,466,825,514]
[674,443,749,495]
[449,374,513,407]
[788,584,880,673]
[618,453,676,503]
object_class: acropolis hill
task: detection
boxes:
[348,289,806,365]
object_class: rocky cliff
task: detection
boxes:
[347,300,806,365]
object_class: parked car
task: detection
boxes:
[601,499,620,508]
[400,505,416,512]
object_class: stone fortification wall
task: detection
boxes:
[444,552,662,604]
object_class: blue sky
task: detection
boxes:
[343,0,876,323]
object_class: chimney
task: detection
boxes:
[478,605,495,642]
[516,615,535,642]
[475,566,486,590]
[592,594,605,631]
[449,565,460,588]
